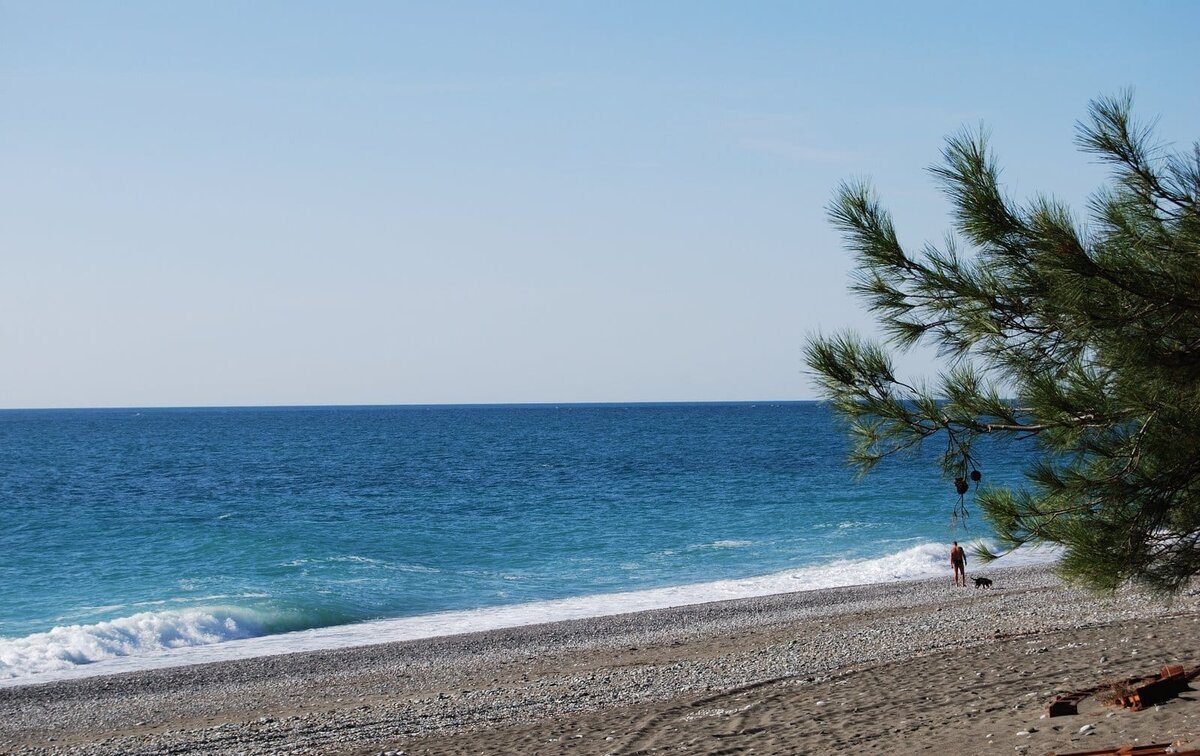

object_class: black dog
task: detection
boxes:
[972,576,993,589]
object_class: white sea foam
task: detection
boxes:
[682,539,754,552]
[0,541,1056,688]
[280,555,419,569]
[709,539,753,548]
[0,607,266,682]
[394,563,441,574]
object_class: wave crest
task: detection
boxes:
[0,607,269,680]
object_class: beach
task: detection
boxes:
[3,563,1198,755]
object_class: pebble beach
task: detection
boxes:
[3,563,1199,755]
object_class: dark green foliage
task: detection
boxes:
[804,93,1200,592]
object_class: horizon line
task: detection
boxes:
[0,398,820,413]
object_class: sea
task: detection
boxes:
[0,402,1044,686]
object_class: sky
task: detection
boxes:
[2,1,1197,408]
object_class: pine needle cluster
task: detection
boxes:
[805,93,1200,592]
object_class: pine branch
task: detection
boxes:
[806,92,1200,592]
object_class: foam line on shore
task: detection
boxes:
[0,542,1055,688]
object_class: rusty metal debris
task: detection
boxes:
[1118,665,1196,711]
[1047,744,1199,755]
[1047,665,1199,717]
[1047,683,1115,717]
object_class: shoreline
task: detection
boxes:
[3,563,1199,754]
[3,541,1053,688]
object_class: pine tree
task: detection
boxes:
[804,93,1200,592]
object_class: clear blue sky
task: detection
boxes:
[2,1,1197,408]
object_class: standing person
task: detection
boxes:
[950,541,967,587]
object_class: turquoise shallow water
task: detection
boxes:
[0,402,1030,679]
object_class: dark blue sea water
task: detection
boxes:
[0,402,1033,682]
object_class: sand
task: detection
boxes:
[2,563,1199,755]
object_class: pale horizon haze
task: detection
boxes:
[3,1,1197,408]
